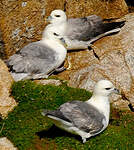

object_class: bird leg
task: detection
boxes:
[69,127,91,143]
[82,137,87,143]
[82,133,92,143]
[88,45,100,60]
[66,28,121,50]
[55,66,66,72]
[53,62,66,74]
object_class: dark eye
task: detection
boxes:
[105,88,111,90]
[53,33,59,36]
[55,15,60,17]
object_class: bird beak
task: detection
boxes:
[60,37,67,48]
[46,16,53,22]
[113,88,120,94]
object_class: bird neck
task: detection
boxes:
[56,22,68,35]
[41,38,66,53]
[87,95,110,125]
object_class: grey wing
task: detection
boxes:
[6,42,57,73]
[67,15,125,41]
[46,100,105,134]
[17,41,56,59]
[60,101,105,134]
[67,15,103,41]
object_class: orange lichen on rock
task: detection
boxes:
[66,0,128,19]
[0,0,66,58]
[0,1,47,57]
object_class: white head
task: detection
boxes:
[42,25,67,47]
[93,80,119,97]
[47,9,67,24]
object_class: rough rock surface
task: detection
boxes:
[0,0,131,110]
[0,0,128,57]
[0,137,17,150]
[57,13,134,110]
[0,59,17,118]
[35,79,62,86]
[0,0,65,57]
[66,0,128,19]
[0,30,5,59]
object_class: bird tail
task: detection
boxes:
[102,21,125,33]
[41,109,49,116]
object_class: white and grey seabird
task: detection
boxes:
[6,25,67,81]
[47,9,125,50]
[42,80,119,143]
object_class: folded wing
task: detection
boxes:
[6,41,57,74]
[67,15,125,41]
[43,101,105,134]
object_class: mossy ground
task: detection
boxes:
[0,80,134,150]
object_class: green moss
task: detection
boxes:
[0,80,134,150]
[0,80,91,150]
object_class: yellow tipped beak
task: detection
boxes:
[60,38,68,48]
[114,88,120,94]
[46,16,53,22]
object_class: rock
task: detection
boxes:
[125,0,134,14]
[0,30,5,59]
[0,0,65,19]
[0,0,130,110]
[0,0,65,57]
[57,13,134,110]
[0,59,17,118]
[35,79,62,86]
[0,0,47,57]
[0,0,128,58]
[66,0,128,19]
[0,137,17,150]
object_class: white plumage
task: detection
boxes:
[6,25,67,81]
[42,80,119,143]
[47,9,125,50]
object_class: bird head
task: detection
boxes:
[93,80,119,97]
[46,9,67,24]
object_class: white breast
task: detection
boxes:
[41,39,67,68]
[87,96,110,128]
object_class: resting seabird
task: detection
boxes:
[6,25,67,81]
[47,9,125,50]
[42,80,119,143]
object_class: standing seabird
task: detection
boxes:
[47,9,125,50]
[42,80,119,143]
[6,25,67,81]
